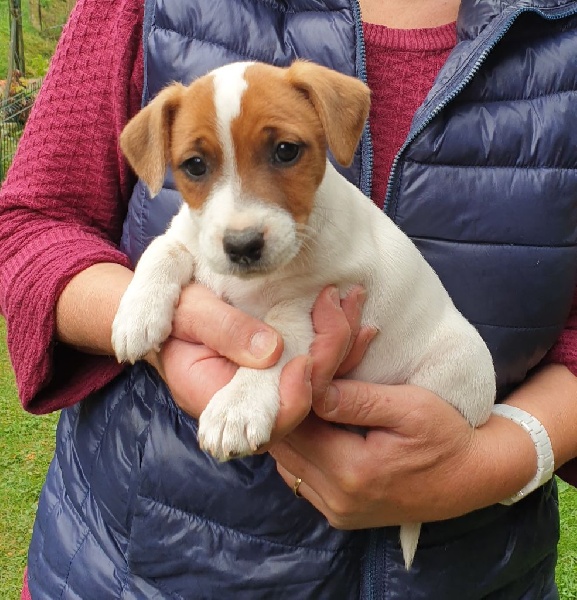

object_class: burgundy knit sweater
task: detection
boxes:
[1,0,576,415]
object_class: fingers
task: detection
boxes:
[257,356,314,451]
[161,281,380,435]
[275,461,333,519]
[335,326,378,377]
[270,422,332,503]
[310,285,365,398]
[334,286,377,376]
[172,283,283,368]
[314,379,462,436]
[252,356,312,454]
[275,356,314,437]
[315,379,391,426]
[157,337,238,418]
[272,413,366,473]
[270,419,372,529]
[170,282,371,379]
[336,286,366,359]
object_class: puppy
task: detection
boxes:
[111,60,496,569]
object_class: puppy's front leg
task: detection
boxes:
[198,299,315,461]
[112,208,196,363]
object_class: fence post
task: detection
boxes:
[0,79,43,181]
[6,0,25,101]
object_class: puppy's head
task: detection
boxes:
[121,61,370,277]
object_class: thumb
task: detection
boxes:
[313,379,420,427]
[172,283,283,368]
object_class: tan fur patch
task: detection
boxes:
[144,61,369,219]
[286,61,370,168]
[169,76,223,210]
[230,63,328,224]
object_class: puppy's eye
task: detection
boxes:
[274,142,301,165]
[181,156,207,179]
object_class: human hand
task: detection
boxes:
[147,283,373,446]
[146,281,282,416]
[270,381,518,528]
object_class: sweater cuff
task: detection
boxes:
[1,227,131,413]
[544,330,577,378]
[543,287,577,377]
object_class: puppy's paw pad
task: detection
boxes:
[198,393,276,461]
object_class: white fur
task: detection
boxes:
[111,68,496,570]
[213,62,250,166]
[198,191,299,277]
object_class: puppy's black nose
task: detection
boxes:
[223,229,265,265]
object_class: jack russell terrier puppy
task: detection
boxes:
[111,60,496,569]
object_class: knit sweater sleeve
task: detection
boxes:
[545,286,577,376]
[0,0,144,414]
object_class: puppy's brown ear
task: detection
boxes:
[120,83,184,196]
[286,60,370,167]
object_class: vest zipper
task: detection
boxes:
[351,0,374,199]
[363,528,382,600]
[382,3,577,217]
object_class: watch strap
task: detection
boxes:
[492,404,555,506]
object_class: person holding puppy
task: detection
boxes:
[1,0,576,598]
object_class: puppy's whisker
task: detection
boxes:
[295,230,319,257]
[296,225,318,245]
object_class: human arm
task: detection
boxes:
[0,0,292,416]
[270,346,577,529]
[55,261,286,420]
[544,289,577,485]
[0,0,144,412]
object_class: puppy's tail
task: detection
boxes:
[399,522,422,569]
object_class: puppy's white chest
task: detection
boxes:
[196,267,275,320]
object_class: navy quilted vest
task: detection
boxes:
[27,0,577,598]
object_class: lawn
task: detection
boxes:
[558,477,577,598]
[0,318,58,596]
[0,316,576,597]
[0,0,70,79]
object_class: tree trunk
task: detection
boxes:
[5,1,25,100]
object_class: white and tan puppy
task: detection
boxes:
[111,60,496,569]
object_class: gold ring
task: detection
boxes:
[293,477,303,497]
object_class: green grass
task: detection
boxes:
[0,316,576,597]
[558,478,577,598]
[0,318,58,596]
[0,0,71,79]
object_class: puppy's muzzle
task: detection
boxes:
[223,228,265,266]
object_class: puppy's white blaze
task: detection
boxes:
[212,62,252,178]
[200,179,237,250]
[203,60,302,276]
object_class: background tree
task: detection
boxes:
[6,0,25,100]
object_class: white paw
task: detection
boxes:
[198,380,279,461]
[111,285,177,363]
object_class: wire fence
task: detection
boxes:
[1,78,43,181]
[29,0,75,40]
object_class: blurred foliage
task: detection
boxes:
[1,0,72,78]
